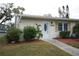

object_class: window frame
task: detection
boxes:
[58,22,68,32]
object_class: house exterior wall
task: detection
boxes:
[19,19,59,39]
[19,19,45,39]
[19,19,44,30]
[19,18,78,39]
[69,22,76,34]
[48,21,77,38]
[48,21,59,38]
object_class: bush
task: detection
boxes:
[36,25,43,39]
[0,36,8,45]
[59,31,70,38]
[6,27,22,43]
[72,24,79,38]
[23,26,37,41]
[36,30,43,39]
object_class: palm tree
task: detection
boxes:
[66,5,69,18]
[62,6,65,18]
[58,7,62,17]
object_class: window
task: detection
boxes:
[64,23,68,31]
[58,22,68,31]
[58,23,62,31]
[0,24,7,33]
[44,24,47,31]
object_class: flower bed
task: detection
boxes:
[58,38,79,49]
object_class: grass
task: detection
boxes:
[0,40,71,56]
[0,36,7,45]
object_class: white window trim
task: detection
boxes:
[58,22,68,31]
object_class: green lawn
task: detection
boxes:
[67,42,79,49]
[0,40,71,56]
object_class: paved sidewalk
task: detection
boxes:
[43,39,79,56]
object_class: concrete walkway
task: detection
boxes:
[43,39,79,56]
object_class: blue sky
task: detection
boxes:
[0,0,79,19]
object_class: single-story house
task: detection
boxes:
[15,15,79,39]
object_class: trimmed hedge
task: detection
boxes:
[23,26,37,41]
[6,27,22,43]
[59,31,70,38]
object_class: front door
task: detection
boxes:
[42,21,50,39]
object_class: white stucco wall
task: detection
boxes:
[20,19,44,30]
[19,19,59,39]
[69,22,76,35]
[48,21,59,38]
[19,19,45,39]
[19,18,78,39]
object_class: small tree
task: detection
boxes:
[0,3,25,24]
[0,3,13,24]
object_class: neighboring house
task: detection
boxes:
[15,15,79,39]
[0,24,8,37]
[0,24,7,33]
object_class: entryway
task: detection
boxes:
[41,21,58,39]
[42,21,50,39]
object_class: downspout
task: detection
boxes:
[62,22,64,31]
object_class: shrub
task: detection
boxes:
[23,26,37,41]
[0,36,8,45]
[6,27,22,43]
[72,24,79,38]
[36,30,43,39]
[59,31,70,38]
[36,25,43,39]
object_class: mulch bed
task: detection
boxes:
[9,39,41,44]
[0,39,41,47]
[57,38,79,49]
[57,39,79,43]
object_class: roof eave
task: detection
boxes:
[21,15,79,22]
